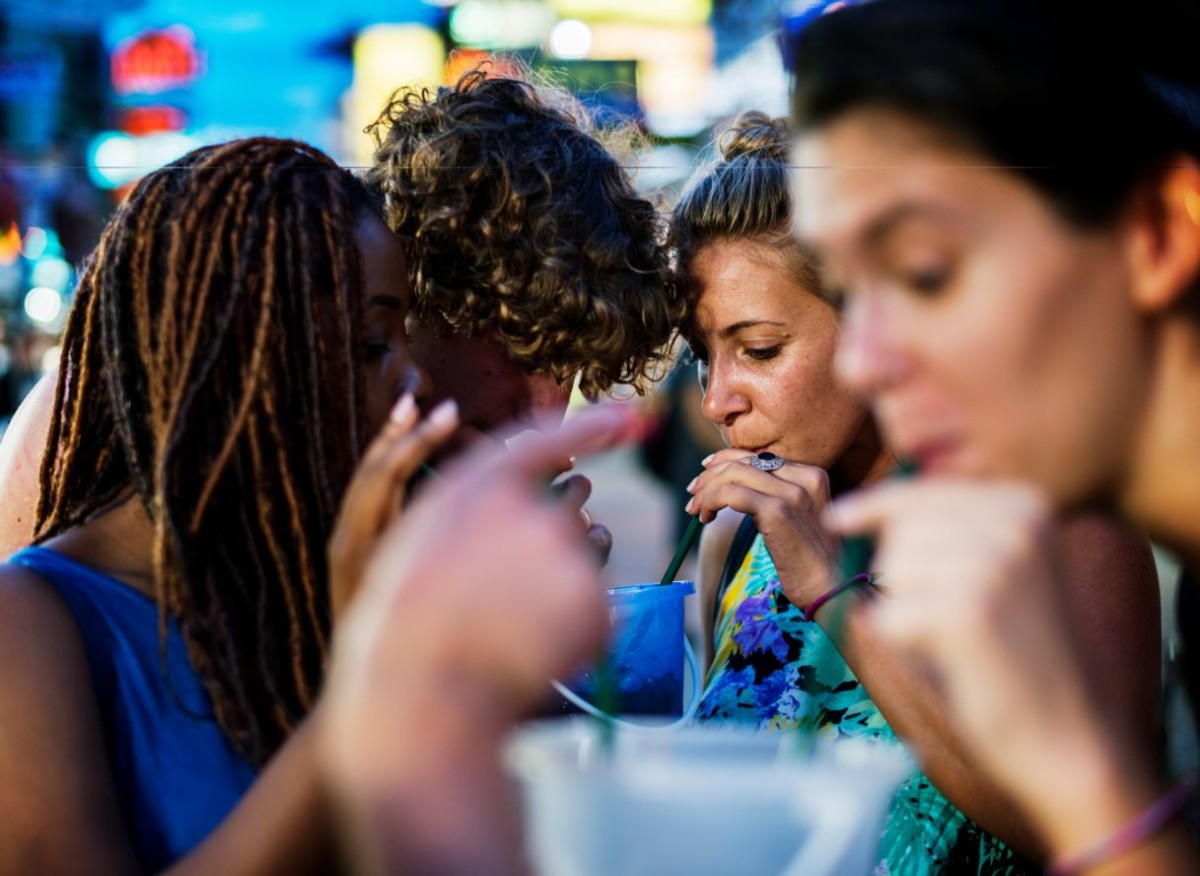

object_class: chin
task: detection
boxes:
[430,428,488,466]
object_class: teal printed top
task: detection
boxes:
[697,535,1037,876]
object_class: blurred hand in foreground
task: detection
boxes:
[320,404,648,876]
[826,479,1172,859]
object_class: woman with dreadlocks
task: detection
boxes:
[0,137,458,874]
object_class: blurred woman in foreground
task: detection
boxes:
[787,1,1200,872]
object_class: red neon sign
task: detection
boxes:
[111,26,203,96]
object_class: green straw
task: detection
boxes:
[659,515,704,587]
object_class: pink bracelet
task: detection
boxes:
[801,572,874,622]
[1046,777,1194,876]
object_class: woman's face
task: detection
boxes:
[356,215,431,435]
[687,238,872,468]
[791,108,1152,507]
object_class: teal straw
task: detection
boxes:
[593,653,620,753]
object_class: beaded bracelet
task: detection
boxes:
[801,572,875,622]
[1046,776,1195,876]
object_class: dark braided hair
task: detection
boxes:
[36,137,375,764]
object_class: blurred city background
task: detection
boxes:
[0,0,814,597]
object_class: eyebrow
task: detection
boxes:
[366,294,405,311]
[861,202,948,249]
[719,320,788,339]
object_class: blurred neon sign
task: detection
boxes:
[111,26,204,96]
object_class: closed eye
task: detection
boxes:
[745,346,782,361]
[365,341,392,361]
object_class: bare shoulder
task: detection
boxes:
[0,559,104,770]
[0,562,137,875]
[0,560,87,663]
[0,371,57,556]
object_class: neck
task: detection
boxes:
[829,418,891,497]
[1120,317,1200,559]
[44,495,158,599]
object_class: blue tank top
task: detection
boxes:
[9,546,257,873]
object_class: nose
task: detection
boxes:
[835,292,906,398]
[700,355,750,427]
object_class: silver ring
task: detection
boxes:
[749,452,785,472]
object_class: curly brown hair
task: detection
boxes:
[366,69,680,397]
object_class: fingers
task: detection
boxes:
[328,398,461,619]
[823,480,910,538]
[500,404,650,480]
[701,447,755,467]
[506,428,574,477]
[372,399,459,491]
[825,479,1052,540]
[550,473,592,516]
[586,523,613,567]
[687,482,775,524]
[346,466,611,710]
[685,456,830,522]
[351,399,460,530]
[551,475,610,564]
[360,393,420,468]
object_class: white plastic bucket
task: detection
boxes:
[507,718,913,876]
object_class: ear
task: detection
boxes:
[1127,156,1200,313]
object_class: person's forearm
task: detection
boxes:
[331,678,528,876]
[164,716,337,876]
[1033,737,1198,875]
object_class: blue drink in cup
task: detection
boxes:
[561,580,695,717]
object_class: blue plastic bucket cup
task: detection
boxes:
[562,580,695,717]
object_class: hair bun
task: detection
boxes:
[717,111,789,162]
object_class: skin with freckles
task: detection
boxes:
[686,239,881,492]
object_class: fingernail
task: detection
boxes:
[684,498,695,514]
[428,398,459,428]
[686,476,698,493]
[701,453,715,466]
[390,393,415,423]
